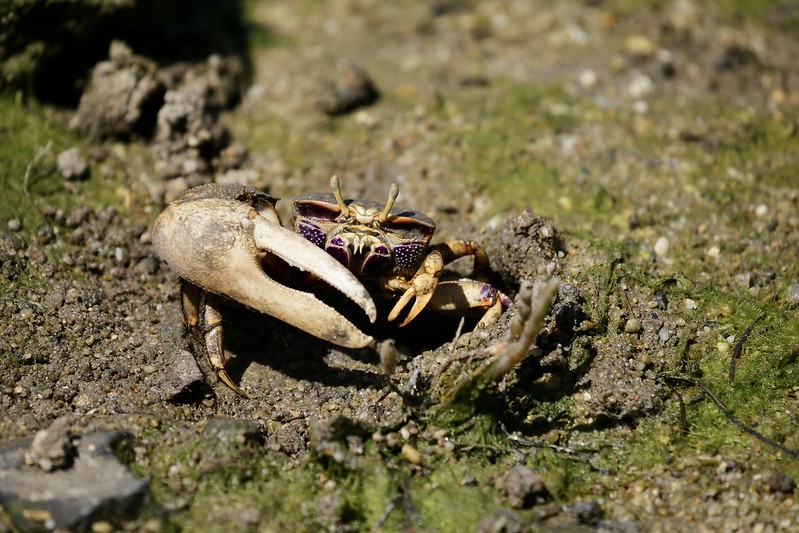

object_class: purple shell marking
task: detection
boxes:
[393,242,425,271]
[325,237,351,267]
[361,244,391,275]
[297,220,327,247]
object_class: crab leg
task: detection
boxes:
[425,278,509,328]
[386,250,444,326]
[179,281,250,397]
[153,196,376,349]
[386,240,491,327]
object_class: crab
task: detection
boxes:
[152,177,509,397]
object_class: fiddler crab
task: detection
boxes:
[152,176,511,397]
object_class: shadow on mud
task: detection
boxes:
[3,0,254,106]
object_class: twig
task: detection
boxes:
[663,375,799,460]
[499,421,615,475]
[729,315,763,384]
[372,477,421,532]
[22,141,53,195]
[479,278,560,384]
[448,316,466,356]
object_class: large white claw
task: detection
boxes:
[152,196,375,348]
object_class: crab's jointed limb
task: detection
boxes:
[386,239,502,327]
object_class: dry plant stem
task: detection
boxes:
[23,141,52,195]
[479,277,560,384]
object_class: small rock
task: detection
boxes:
[714,44,759,71]
[625,34,658,59]
[70,41,165,141]
[764,471,795,494]
[151,350,205,401]
[57,148,89,180]
[628,72,654,98]
[475,509,522,533]
[785,283,799,306]
[568,500,604,526]
[316,59,380,116]
[0,431,149,531]
[23,417,76,472]
[7,218,21,232]
[36,224,55,244]
[401,443,423,465]
[494,464,550,508]
[578,68,598,89]
[653,236,670,257]
[624,318,642,334]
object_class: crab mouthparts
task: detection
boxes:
[326,233,392,277]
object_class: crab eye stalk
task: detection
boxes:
[330,175,350,218]
[377,183,399,223]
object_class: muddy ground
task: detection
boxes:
[1,0,799,531]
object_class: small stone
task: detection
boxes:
[7,218,21,231]
[316,59,380,116]
[684,298,698,310]
[36,224,55,244]
[151,350,205,400]
[57,148,89,180]
[401,443,423,465]
[476,509,522,533]
[578,69,598,89]
[654,236,670,257]
[764,472,795,494]
[494,464,550,508]
[625,34,658,59]
[23,417,76,472]
[624,318,642,333]
[569,500,604,526]
[785,284,799,306]
[628,72,654,98]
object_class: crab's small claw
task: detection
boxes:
[387,250,444,327]
[153,194,376,348]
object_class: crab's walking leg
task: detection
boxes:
[425,279,509,328]
[386,250,444,326]
[387,240,492,327]
[180,281,249,398]
[436,240,492,281]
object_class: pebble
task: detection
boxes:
[625,34,658,59]
[57,148,89,180]
[494,464,550,508]
[654,236,670,257]
[401,443,423,465]
[7,218,21,231]
[150,350,205,400]
[628,72,655,98]
[578,69,598,89]
[786,284,799,306]
[625,318,642,333]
